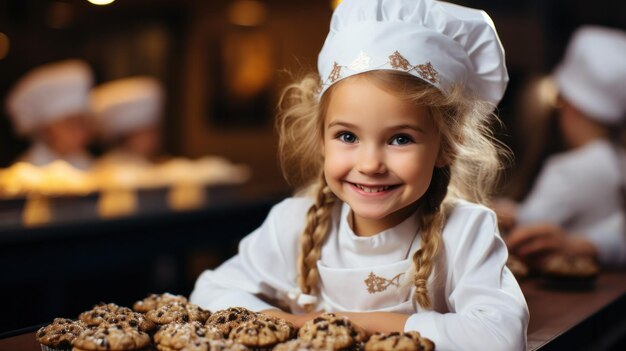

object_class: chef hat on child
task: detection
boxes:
[553,26,626,125]
[5,59,93,137]
[90,76,163,140]
[318,0,508,105]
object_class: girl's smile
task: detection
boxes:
[348,182,400,195]
[322,75,444,236]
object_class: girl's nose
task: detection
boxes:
[356,145,387,175]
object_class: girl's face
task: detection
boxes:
[323,76,444,236]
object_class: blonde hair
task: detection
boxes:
[276,70,506,310]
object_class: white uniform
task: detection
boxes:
[19,141,93,170]
[190,197,529,351]
[517,140,626,266]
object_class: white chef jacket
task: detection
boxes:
[18,141,93,170]
[517,139,626,266]
[190,197,529,351]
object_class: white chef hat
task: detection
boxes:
[90,76,163,140]
[553,26,626,125]
[318,0,508,105]
[5,59,93,137]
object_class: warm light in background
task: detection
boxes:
[536,76,559,108]
[331,0,343,9]
[228,0,267,27]
[0,32,9,60]
[87,0,116,5]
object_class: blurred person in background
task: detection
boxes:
[5,59,95,170]
[90,76,164,167]
[498,26,626,268]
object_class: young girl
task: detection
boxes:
[191,0,529,349]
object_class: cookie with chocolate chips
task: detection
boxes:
[364,331,434,351]
[78,303,134,327]
[104,312,156,333]
[154,321,223,350]
[272,339,334,351]
[133,293,189,313]
[205,307,258,336]
[179,338,249,351]
[146,302,211,325]
[227,316,296,348]
[297,313,366,351]
[71,322,151,351]
[35,318,86,351]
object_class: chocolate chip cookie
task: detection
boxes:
[133,293,189,313]
[228,316,296,348]
[154,321,223,350]
[205,307,258,336]
[364,331,434,351]
[36,318,86,351]
[104,312,156,333]
[179,338,249,351]
[297,313,366,351]
[146,302,211,325]
[78,303,134,326]
[272,339,334,351]
[71,322,151,351]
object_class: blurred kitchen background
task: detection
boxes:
[0,0,625,196]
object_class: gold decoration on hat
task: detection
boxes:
[416,62,438,83]
[389,51,439,83]
[328,62,342,83]
[323,51,439,90]
[364,272,404,294]
[389,51,412,71]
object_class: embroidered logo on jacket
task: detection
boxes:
[364,272,403,294]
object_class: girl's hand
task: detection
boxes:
[260,309,321,328]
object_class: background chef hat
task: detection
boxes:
[5,59,93,137]
[318,0,508,105]
[90,76,164,140]
[553,26,626,125]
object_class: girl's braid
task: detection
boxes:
[297,173,337,310]
[412,166,451,309]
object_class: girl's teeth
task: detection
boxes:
[356,184,390,193]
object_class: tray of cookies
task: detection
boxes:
[35,292,436,351]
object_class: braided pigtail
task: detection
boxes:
[297,173,338,311]
[411,166,451,309]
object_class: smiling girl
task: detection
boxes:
[191,1,528,350]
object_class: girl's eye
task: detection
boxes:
[390,134,414,145]
[337,132,358,144]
